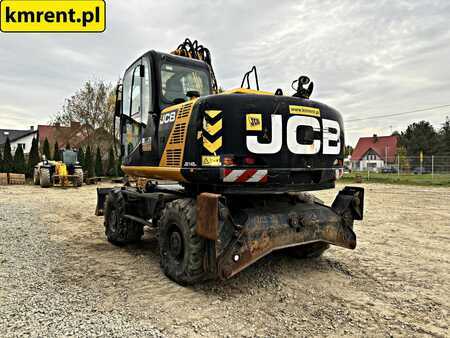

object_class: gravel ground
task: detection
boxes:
[0,191,163,337]
[0,183,449,337]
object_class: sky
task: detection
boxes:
[0,0,449,146]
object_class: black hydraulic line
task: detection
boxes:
[172,38,219,93]
[240,66,259,90]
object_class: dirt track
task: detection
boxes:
[0,183,449,337]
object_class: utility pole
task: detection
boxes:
[432,155,434,180]
[420,151,424,174]
[385,146,388,168]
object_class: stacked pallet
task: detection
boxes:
[9,173,26,185]
[0,173,8,185]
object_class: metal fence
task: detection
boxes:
[350,155,450,180]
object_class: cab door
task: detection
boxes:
[121,56,155,165]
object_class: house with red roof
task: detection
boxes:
[351,135,398,171]
[37,121,86,150]
[37,122,112,154]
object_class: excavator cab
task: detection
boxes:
[114,51,213,168]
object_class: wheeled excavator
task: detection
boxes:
[96,39,364,285]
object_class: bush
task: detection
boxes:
[95,146,103,177]
[85,145,94,178]
[43,137,51,160]
[13,145,26,174]
[78,147,85,168]
[3,137,13,173]
[27,138,40,177]
[106,147,117,177]
[54,142,61,161]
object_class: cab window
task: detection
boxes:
[161,62,210,103]
[122,69,133,115]
[121,60,143,159]
[130,66,141,119]
[142,57,152,125]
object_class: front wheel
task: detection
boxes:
[39,168,51,188]
[74,168,83,187]
[158,198,206,285]
[104,190,143,245]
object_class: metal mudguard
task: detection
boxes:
[196,186,364,279]
[96,188,113,216]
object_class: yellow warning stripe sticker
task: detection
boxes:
[204,119,222,136]
[205,110,222,118]
[203,136,222,154]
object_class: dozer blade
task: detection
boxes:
[196,187,364,279]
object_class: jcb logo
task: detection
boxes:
[246,115,341,155]
[249,118,260,127]
[160,111,176,125]
[246,113,263,131]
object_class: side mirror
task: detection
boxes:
[114,84,123,117]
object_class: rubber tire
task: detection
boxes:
[104,190,143,245]
[39,168,51,188]
[74,168,83,187]
[158,198,205,285]
[33,168,40,185]
[287,242,330,259]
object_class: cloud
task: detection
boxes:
[0,0,449,145]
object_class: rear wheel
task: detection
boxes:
[104,190,143,245]
[33,168,40,185]
[158,198,206,285]
[74,168,83,187]
[287,242,330,259]
[39,168,51,188]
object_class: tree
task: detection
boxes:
[344,145,353,157]
[13,145,26,174]
[27,138,40,177]
[43,137,51,160]
[85,145,94,178]
[438,117,450,156]
[3,137,13,173]
[396,146,410,173]
[54,142,61,161]
[53,80,116,149]
[95,146,103,177]
[106,147,116,177]
[399,121,439,160]
[117,158,123,177]
[78,147,85,169]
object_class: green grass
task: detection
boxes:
[341,172,450,187]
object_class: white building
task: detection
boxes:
[0,127,37,154]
